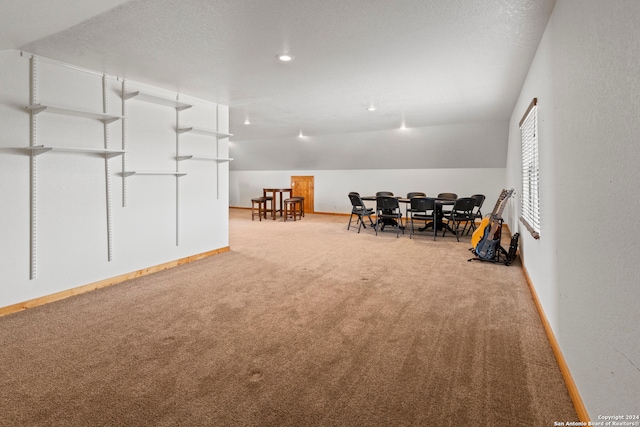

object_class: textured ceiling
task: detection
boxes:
[3,0,555,142]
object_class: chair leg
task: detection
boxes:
[433,215,437,241]
[442,216,460,241]
[465,218,477,235]
[454,217,460,242]
[359,213,373,232]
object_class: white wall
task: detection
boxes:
[230,121,508,171]
[229,120,508,215]
[0,50,230,308]
[231,168,505,215]
[506,0,640,416]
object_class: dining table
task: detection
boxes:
[360,194,459,236]
[418,198,456,234]
[361,195,409,230]
[263,188,292,220]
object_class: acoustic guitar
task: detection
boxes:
[472,188,514,260]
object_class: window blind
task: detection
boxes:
[520,98,540,239]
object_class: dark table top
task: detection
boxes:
[361,195,455,204]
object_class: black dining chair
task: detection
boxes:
[405,192,427,217]
[466,194,486,235]
[375,196,404,237]
[347,192,375,233]
[437,192,457,200]
[442,197,475,241]
[376,191,394,197]
[437,192,458,216]
[409,197,437,240]
[406,192,426,199]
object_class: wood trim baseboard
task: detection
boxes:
[0,246,230,318]
[520,262,590,422]
[313,211,350,216]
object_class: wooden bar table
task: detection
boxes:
[263,188,292,220]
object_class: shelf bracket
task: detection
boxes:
[121,79,129,207]
[29,55,38,280]
[175,94,182,247]
[103,74,114,262]
[216,104,221,200]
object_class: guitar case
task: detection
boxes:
[505,233,520,266]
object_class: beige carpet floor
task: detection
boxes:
[0,209,577,426]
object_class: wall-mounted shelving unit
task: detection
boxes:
[26,56,123,279]
[123,85,191,246]
[26,145,125,158]
[178,107,233,200]
[123,90,192,111]
[177,126,232,139]
[26,103,123,123]
[122,171,186,177]
[176,155,233,162]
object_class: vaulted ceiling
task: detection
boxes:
[1,0,555,142]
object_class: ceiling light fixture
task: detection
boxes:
[367,106,376,111]
[244,118,251,125]
[276,53,294,62]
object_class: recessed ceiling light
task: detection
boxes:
[367,106,376,111]
[244,118,251,125]
[276,53,294,62]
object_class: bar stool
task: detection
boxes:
[251,197,267,221]
[291,196,305,217]
[283,198,302,221]
[263,196,273,219]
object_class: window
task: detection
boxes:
[520,98,540,239]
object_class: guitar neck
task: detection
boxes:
[489,188,514,220]
[489,190,508,216]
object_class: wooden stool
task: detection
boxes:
[283,198,302,221]
[251,197,267,221]
[263,196,273,219]
[291,196,305,217]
